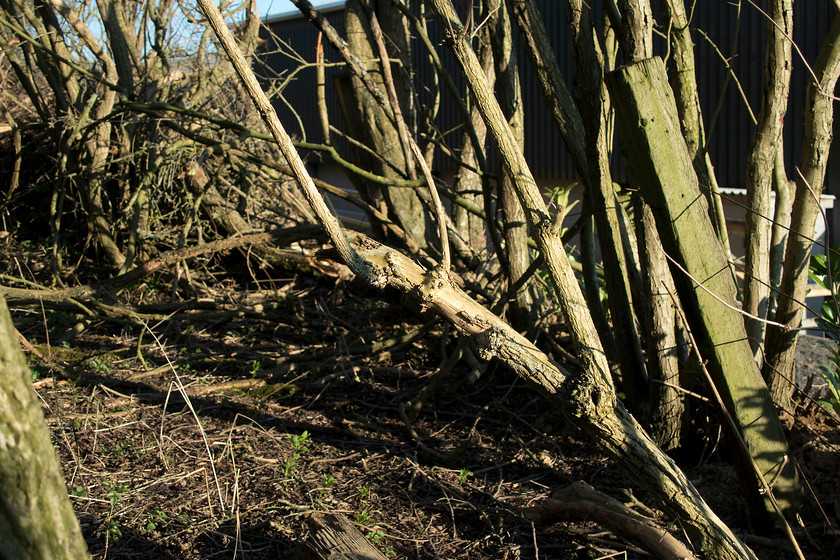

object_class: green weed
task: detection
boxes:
[282,430,311,479]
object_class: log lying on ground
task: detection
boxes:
[293,513,389,560]
[524,481,697,560]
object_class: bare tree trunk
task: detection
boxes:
[744,0,793,366]
[0,296,90,560]
[565,0,647,377]
[341,0,432,251]
[659,0,731,254]
[452,26,491,258]
[636,202,684,450]
[511,0,618,359]
[419,2,755,557]
[607,56,804,522]
[486,0,532,329]
[764,13,840,413]
[769,146,794,318]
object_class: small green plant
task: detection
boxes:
[104,518,122,541]
[105,481,129,508]
[365,528,385,543]
[250,360,261,377]
[103,481,129,542]
[90,357,112,374]
[318,473,337,500]
[809,249,840,415]
[354,509,372,525]
[113,441,128,456]
[141,509,169,534]
[282,431,311,479]
[458,468,471,485]
[357,486,370,503]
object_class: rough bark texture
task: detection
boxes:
[424,3,755,558]
[743,0,793,366]
[451,13,491,258]
[764,13,840,412]
[606,57,803,521]
[342,0,432,251]
[487,0,532,329]
[0,296,91,560]
[299,513,389,560]
[349,231,755,560]
[636,202,684,450]
[660,0,729,250]
[511,0,617,360]
[524,482,698,560]
[565,0,647,381]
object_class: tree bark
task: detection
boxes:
[0,296,91,560]
[341,0,432,251]
[486,0,532,329]
[563,0,647,378]
[636,202,684,450]
[743,0,793,366]
[764,13,840,414]
[659,0,731,254]
[511,0,618,358]
[299,513,389,560]
[606,57,803,521]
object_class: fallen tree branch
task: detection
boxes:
[0,228,330,303]
[524,481,697,560]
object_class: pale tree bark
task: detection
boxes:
[419,2,755,557]
[764,13,840,412]
[486,0,532,329]
[562,0,648,382]
[659,0,731,255]
[603,0,687,435]
[451,25,491,258]
[510,0,617,357]
[0,296,90,560]
[622,0,689,447]
[636,202,685,451]
[744,0,793,366]
[769,146,794,318]
[606,57,804,522]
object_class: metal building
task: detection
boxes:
[258,1,838,248]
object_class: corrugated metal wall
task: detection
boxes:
[258,1,837,190]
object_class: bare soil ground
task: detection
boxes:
[12,264,840,559]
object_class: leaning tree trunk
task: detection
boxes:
[0,296,90,560]
[606,57,804,522]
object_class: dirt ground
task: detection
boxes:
[13,268,840,559]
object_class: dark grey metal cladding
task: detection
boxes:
[258,1,837,192]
